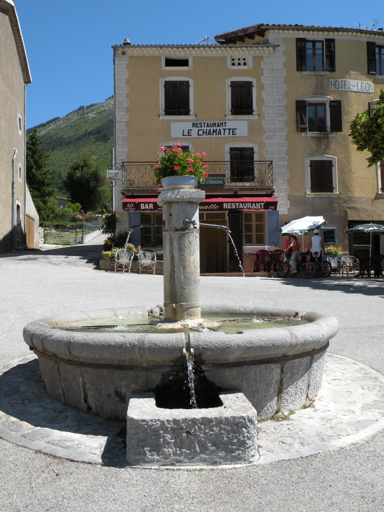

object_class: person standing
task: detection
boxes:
[287,233,301,275]
[310,229,324,261]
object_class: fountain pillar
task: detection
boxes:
[158,187,205,322]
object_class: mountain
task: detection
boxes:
[27,97,114,193]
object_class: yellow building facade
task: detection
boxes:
[0,0,34,252]
[113,24,384,271]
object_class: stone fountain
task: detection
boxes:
[23,184,338,466]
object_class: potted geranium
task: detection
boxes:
[154,142,209,187]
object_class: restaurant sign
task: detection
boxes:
[122,197,277,212]
[329,79,374,93]
[171,121,248,138]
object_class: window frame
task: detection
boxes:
[296,38,335,72]
[377,160,384,195]
[226,77,257,119]
[160,77,195,119]
[225,142,259,184]
[321,228,337,244]
[140,212,163,248]
[160,141,193,154]
[367,42,384,75]
[296,96,342,134]
[243,211,266,246]
[162,56,192,70]
[306,155,338,195]
[307,102,327,132]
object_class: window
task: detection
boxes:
[229,146,255,182]
[141,212,162,247]
[18,115,22,135]
[367,42,384,75]
[164,144,190,153]
[163,57,191,69]
[160,77,194,117]
[322,229,337,244]
[227,77,257,117]
[18,164,22,182]
[296,98,342,133]
[243,211,266,245]
[378,161,384,194]
[306,156,337,194]
[296,38,335,72]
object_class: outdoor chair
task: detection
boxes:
[340,255,360,277]
[325,255,341,274]
[254,250,271,273]
[138,250,157,274]
[358,256,373,277]
[373,254,384,277]
[269,249,284,272]
[114,249,134,273]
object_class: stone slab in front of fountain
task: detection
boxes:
[126,391,258,466]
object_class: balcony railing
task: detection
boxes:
[121,161,273,190]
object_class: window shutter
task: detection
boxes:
[310,160,333,193]
[230,147,255,182]
[369,100,379,116]
[267,210,280,247]
[367,42,376,75]
[230,81,253,115]
[296,38,306,71]
[380,161,384,193]
[164,81,190,115]
[325,39,336,72]
[296,100,307,131]
[329,100,342,132]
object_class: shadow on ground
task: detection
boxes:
[0,359,126,467]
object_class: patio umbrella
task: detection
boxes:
[346,223,384,258]
[281,216,327,236]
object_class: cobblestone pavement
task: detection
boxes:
[1,239,384,511]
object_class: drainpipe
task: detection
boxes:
[24,84,27,247]
[12,149,18,250]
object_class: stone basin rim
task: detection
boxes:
[23,305,339,367]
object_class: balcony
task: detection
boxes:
[121,161,274,195]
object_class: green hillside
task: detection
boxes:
[27,97,114,194]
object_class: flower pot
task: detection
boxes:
[161,176,198,189]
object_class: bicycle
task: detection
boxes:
[277,252,316,279]
[311,253,332,278]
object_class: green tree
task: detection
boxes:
[64,154,110,212]
[349,89,384,166]
[26,129,57,219]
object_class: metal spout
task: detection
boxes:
[200,223,231,233]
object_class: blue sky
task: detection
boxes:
[16,0,382,128]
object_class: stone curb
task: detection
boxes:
[1,353,384,469]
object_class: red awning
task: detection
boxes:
[122,196,277,212]
[200,197,277,211]
[122,198,162,212]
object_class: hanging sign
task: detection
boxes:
[106,170,121,181]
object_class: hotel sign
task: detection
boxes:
[329,79,374,93]
[171,121,248,138]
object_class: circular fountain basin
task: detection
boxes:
[23,305,338,420]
